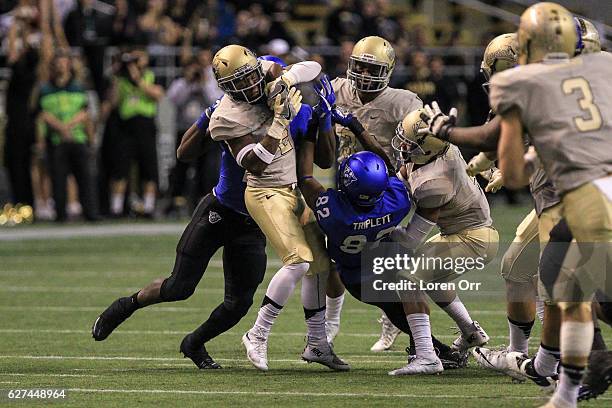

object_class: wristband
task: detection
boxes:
[319,114,332,133]
[438,123,454,142]
[300,175,313,182]
[253,142,275,164]
[236,143,256,168]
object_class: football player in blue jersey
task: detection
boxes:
[297,130,463,374]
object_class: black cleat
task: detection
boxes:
[514,355,558,393]
[578,350,612,401]
[405,346,469,370]
[91,297,138,341]
[180,334,221,370]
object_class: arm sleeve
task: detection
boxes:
[283,61,322,85]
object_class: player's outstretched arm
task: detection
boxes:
[331,108,395,172]
[498,108,530,189]
[419,101,501,151]
[177,100,219,162]
[312,74,336,169]
[298,138,325,210]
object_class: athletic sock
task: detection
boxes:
[552,363,584,408]
[143,192,156,214]
[441,295,474,334]
[130,292,141,310]
[536,299,545,324]
[252,263,309,337]
[325,293,345,328]
[534,343,561,377]
[304,307,327,343]
[253,296,282,338]
[508,317,534,354]
[406,313,437,359]
[111,193,124,215]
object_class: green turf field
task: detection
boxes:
[1,203,610,407]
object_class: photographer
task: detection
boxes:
[107,49,164,217]
[38,51,98,222]
[165,57,220,215]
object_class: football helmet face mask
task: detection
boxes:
[338,151,389,208]
[212,45,266,104]
[517,2,577,65]
[347,36,396,93]
[480,33,518,94]
[574,17,601,55]
[392,109,449,165]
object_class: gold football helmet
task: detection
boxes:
[392,109,449,165]
[481,33,518,81]
[517,2,577,65]
[575,17,601,54]
[347,36,395,92]
[212,45,265,103]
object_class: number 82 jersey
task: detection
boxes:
[315,177,411,284]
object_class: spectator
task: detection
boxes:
[325,0,363,45]
[38,51,98,222]
[106,48,164,217]
[64,0,114,97]
[429,56,459,113]
[165,57,220,215]
[3,0,51,208]
[135,0,181,46]
[404,50,436,106]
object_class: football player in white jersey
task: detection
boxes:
[492,3,612,407]
[208,45,348,372]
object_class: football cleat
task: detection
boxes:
[451,321,490,351]
[578,350,612,401]
[513,355,558,393]
[325,321,340,345]
[473,346,526,381]
[388,355,444,376]
[370,314,401,352]
[302,338,350,371]
[180,334,221,369]
[242,329,269,371]
[91,297,138,341]
[407,346,469,370]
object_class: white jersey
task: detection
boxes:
[332,77,422,163]
[408,145,492,235]
[209,60,297,188]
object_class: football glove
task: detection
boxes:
[268,87,302,140]
[331,107,365,135]
[466,152,495,177]
[314,74,335,118]
[417,101,458,141]
[484,169,503,193]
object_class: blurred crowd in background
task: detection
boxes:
[0,0,588,224]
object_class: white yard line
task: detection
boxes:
[0,329,509,340]
[0,223,186,241]
[0,373,98,378]
[62,387,580,401]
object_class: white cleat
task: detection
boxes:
[301,338,350,371]
[242,329,268,371]
[370,314,401,352]
[388,355,444,376]
[472,346,527,381]
[451,321,490,351]
[326,321,339,345]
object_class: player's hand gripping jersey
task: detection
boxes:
[315,176,411,283]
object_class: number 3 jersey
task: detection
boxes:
[315,177,411,283]
[489,52,612,195]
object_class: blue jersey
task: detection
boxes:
[213,142,248,215]
[315,177,411,284]
[289,104,314,145]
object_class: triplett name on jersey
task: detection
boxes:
[490,52,612,195]
[353,214,393,230]
[331,77,422,161]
